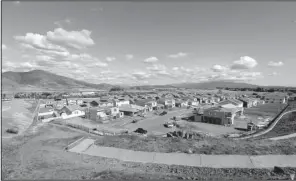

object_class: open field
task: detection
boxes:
[95,134,296,155]
[2,123,296,180]
[2,99,38,138]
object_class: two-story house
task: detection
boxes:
[202,105,243,125]
[158,98,175,108]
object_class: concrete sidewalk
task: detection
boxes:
[68,138,296,168]
[68,138,95,153]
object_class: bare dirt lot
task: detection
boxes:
[2,99,38,138]
[244,103,286,117]
[2,123,296,180]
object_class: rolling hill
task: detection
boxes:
[2,70,113,92]
[170,81,259,89]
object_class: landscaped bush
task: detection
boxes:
[6,127,19,134]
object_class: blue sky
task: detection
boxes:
[2,1,296,86]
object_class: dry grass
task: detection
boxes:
[95,134,296,155]
[258,112,296,139]
[3,122,296,180]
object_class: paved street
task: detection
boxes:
[69,138,296,168]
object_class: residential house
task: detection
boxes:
[158,98,175,108]
[175,99,188,107]
[239,98,253,108]
[218,99,243,108]
[98,99,114,107]
[81,92,96,96]
[70,92,82,97]
[134,99,157,111]
[183,97,199,106]
[86,107,124,122]
[38,107,56,122]
[249,98,259,107]
[258,99,265,104]
[119,106,141,117]
[39,103,46,108]
[56,105,86,119]
[113,98,130,107]
[76,99,83,105]
[193,107,206,122]
[202,105,243,125]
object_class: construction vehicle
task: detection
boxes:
[247,122,258,131]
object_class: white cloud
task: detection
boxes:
[230,56,258,69]
[144,56,158,63]
[65,53,98,62]
[46,28,95,49]
[268,61,284,67]
[211,64,228,72]
[146,64,166,72]
[91,7,104,12]
[238,72,262,77]
[2,44,7,50]
[54,18,72,28]
[268,72,279,76]
[21,54,31,58]
[36,55,54,61]
[106,57,116,62]
[132,71,152,80]
[168,52,187,58]
[15,33,68,52]
[86,62,108,68]
[179,66,193,73]
[172,67,179,71]
[3,61,40,72]
[125,54,134,60]
[146,64,172,77]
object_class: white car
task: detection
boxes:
[164,121,175,128]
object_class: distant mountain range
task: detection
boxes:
[170,81,259,89]
[2,70,295,92]
[2,70,113,92]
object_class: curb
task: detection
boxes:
[65,136,85,151]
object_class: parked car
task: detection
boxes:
[164,121,175,128]
[159,111,167,116]
[134,128,147,134]
[138,114,145,118]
